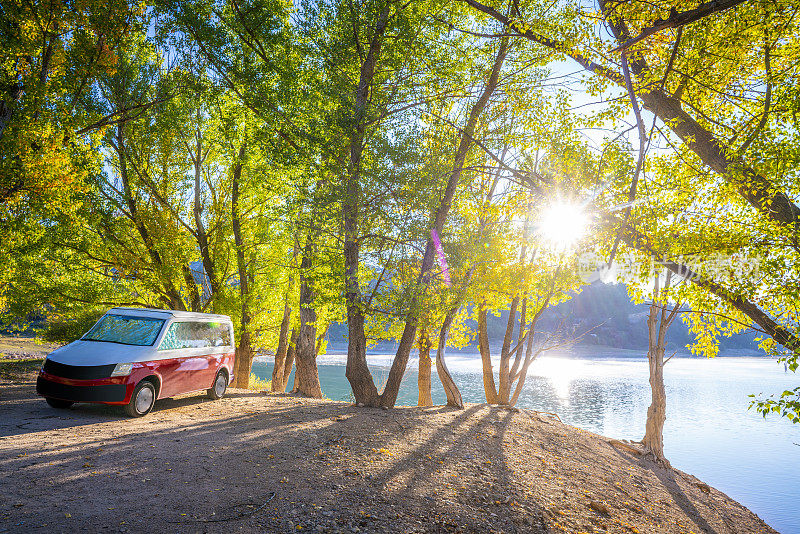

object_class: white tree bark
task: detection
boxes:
[642,274,679,466]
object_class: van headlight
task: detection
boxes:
[110,363,134,377]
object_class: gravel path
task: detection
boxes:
[0,335,60,361]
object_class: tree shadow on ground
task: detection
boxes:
[651,465,718,534]
[609,443,718,534]
[0,390,548,533]
[2,387,764,534]
[0,382,267,437]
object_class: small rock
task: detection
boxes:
[695,482,711,494]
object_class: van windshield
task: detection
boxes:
[83,314,165,346]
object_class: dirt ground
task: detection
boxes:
[0,365,778,534]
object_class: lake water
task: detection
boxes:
[251,352,799,533]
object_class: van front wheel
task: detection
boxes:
[207,371,227,400]
[125,380,156,417]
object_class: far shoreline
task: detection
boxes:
[255,344,769,362]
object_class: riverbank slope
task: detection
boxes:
[0,368,776,533]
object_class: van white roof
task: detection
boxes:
[107,307,233,323]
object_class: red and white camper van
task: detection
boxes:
[36,308,236,417]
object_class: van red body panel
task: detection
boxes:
[37,352,235,405]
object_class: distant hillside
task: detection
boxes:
[533,282,760,354]
[327,282,762,355]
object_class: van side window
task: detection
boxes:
[158,322,232,350]
[211,322,232,347]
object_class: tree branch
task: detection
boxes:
[611,0,748,52]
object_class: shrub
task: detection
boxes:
[41,310,104,343]
[247,373,271,391]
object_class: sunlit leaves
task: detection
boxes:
[749,385,800,424]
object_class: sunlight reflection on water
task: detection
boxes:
[253,353,798,533]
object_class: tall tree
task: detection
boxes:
[379,36,511,408]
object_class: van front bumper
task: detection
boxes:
[36,372,132,404]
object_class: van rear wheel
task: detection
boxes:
[207,371,227,400]
[125,380,156,417]
[46,397,74,409]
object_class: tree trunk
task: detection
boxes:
[509,313,541,406]
[343,3,392,407]
[379,37,510,408]
[272,302,292,393]
[509,361,532,407]
[641,274,677,466]
[508,274,558,406]
[345,307,378,404]
[497,297,519,404]
[435,307,464,408]
[182,264,201,312]
[191,125,220,307]
[0,81,22,145]
[637,89,799,227]
[380,245,435,407]
[231,143,253,389]
[315,324,330,356]
[417,329,433,407]
[478,303,499,404]
[234,329,253,389]
[0,82,23,202]
[279,328,297,393]
[294,236,323,398]
[291,367,300,394]
[509,295,528,381]
[643,344,667,464]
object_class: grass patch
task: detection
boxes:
[0,358,43,381]
[247,373,271,391]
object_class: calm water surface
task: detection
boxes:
[252,352,798,533]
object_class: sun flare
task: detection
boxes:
[537,201,588,249]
